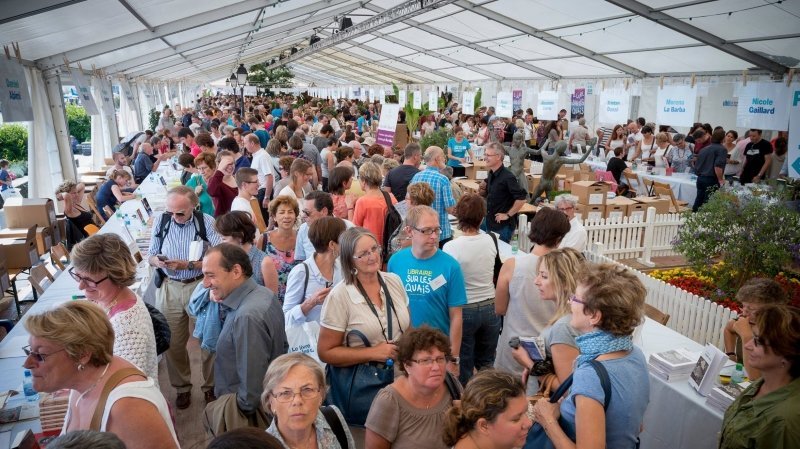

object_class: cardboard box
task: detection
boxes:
[556,174,567,191]
[577,203,604,222]
[571,181,610,206]
[572,172,596,182]
[0,227,53,256]
[524,159,532,172]
[605,197,637,221]
[633,196,670,215]
[465,160,488,180]
[0,226,39,269]
[628,203,648,222]
[3,198,57,230]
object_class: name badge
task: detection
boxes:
[430,274,447,291]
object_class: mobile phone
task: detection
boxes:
[157,255,168,261]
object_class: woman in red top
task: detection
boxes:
[207,150,238,216]
[353,161,397,245]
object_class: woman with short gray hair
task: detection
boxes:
[261,353,355,449]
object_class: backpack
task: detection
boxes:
[381,191,402,258]
[153,210,210,255]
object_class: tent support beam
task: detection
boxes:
[454,1,645,78]
[605,0,788,75]
[0,0,87,25]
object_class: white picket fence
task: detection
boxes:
[519,207,684,266]
[585,246,738,349]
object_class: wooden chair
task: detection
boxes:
[653,183,690,213]
[103,205,115,219]
[622,170,642,195]
[642,178,656,197]
[645,303,670,326]
[50,243,70,271]
[84,224,100,236]
[86,184,107,225]
[249,198,268,233]
[28,263,55,296]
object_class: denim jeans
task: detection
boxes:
[459,299,502,385]
[481,219,515,243]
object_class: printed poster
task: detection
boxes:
[788,87,800,178]
[512,89,522,112]
[462,91,475,115]
[536,90,559,120]
[656,85,697,127]
[0,59,33,122]
[496,91,513,117]
[598,90,630,124]
[428,91,437,111]
[412,90,422,109]
[69,68,100,115]
[736,82,790,130]
[376,102,400,148]
[118,78,137,112]
[570,88,585,120]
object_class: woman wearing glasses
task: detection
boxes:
[262,353,355,449]
[366,326,460,449]
[23,301,178,448]
[69,234,159,383]
[718,305,800,449]
[318,227,411,425]
[283,216,346,326]
[186,152,216,216]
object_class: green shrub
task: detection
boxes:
[66,103,90,143]
[148,108,160,132]
[419,128,451,151]
[0,123,28,161]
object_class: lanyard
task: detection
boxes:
[355,275,402,342]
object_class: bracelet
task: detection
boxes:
[725,352,737,357]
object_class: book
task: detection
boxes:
[519,336,546,361]
[688,344,728,396]
[649,348,697,378]
[706,381,750,413]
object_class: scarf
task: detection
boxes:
[575,330,633,367]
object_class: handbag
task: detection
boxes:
[523,359,611,449]
[326,274,402,427]
[488,232,502,286]
[90,367,146,431]
[145,302,171,355]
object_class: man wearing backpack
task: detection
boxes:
[148,185,222,409]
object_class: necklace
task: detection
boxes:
[285,428,315,449]
[91,288,124,315]
[75,363,111,406]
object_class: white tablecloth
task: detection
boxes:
[583,159,698,205]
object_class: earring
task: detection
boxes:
[77,364,85,372]
[352,268,358,276]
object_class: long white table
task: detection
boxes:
[583,159,698,205]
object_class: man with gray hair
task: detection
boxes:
[148,185,222,409]
[482,142,527,242]
[409,146,457,247]
[554,193,587,251]
[384,143,421,202]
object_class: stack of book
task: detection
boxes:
[706,382,750,413]
[38,389,70,433]
[648,348,697,381]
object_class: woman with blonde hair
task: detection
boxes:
[353,162,397,246]
[24,301,178,449]
[278,158,314,200]
[443,370,532,449]
[55,180,94,245]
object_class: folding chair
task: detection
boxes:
[28,263,55,296]
[645,303,670,326]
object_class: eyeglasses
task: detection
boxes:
[557,206,574,212]
[411,226,442,236]
[353,245,382,260]
[22,345,65,363]
[68,267,108,288]
[569,294,586,305]
[410,356,448,367]
[485,153,500,158]
[271,387,321,403]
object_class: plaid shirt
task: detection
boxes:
[410,167,456,240]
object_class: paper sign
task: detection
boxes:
[512,89,522,112]
[429,274,446,291]
[736,82,790,130]
[462,91,475,115]
[789,87,800,178]
[0,59,33,122]
[570,88,585,120]
[398,90,406,106]
[70,69,100,115]
[412,90,422,109]
[428,91,437,111]
[118,78,137,111]
[656,85,697,127]
[536,91,559,120]
[243,86,257,96]
[376,102,400,148]
[496,91,513,117]
[598,90,630,124]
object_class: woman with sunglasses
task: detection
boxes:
[718,305,800,449]
[366,326,460,449]
[262,353,355,449]
[23,301,178,449]
[55,180,94,245]
[283,216,346,326]
[318,227,411,426]
[69,234,159,383]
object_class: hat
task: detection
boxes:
[362,136,376,146]
[672,133,685,142]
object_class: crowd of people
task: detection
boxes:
[30,93,798,449]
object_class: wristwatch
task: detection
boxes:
[450,356,460,365]
[187,261,195,270]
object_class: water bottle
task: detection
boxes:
[511,232,519,255]
[731,363,745,384]
[23,369,39,402]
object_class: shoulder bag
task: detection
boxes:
[89,368,147,431]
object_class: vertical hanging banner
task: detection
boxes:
[379,89,386,104]
[98,77,115,116]
[789,87,800,178]
[369,89,376,103]
[398,90,407,106]
[512,89,522,112]
[69,69,100,115]
[570,88,585,120]
[496,91,513,117]
[536,90,559,120]
[0,59,34,122]
[376,102,401,148]
[412,91,422,110]
[462,91,475,115]
[656,85,697,127]
[736,82,790,130]
[598,90,631,124]
[117,78,137,112]
[428,91,437,111]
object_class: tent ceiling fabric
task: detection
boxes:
[1,0,797,85]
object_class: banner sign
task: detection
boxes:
[376,102,401,148]
[428,91,437,111]
[69,69,100,115]
[118,78,137,112]
[536,90,559,120]
[736,82,790,130]
[98,78,116,115]
[598,90,630,124]
[656,85,697,127]
[462,91,475,115]
[496,91,513,117]
[412,90,422,109]
[570,88,585,120]
[398,90,406,106]
[0,59,33,122]
[512,89,522,112]
[243,85,257,96]
[789,88,800,178]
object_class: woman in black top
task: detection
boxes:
[55,181,95,245]
[606,147,628,185]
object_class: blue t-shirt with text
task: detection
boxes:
[447,137,470,167]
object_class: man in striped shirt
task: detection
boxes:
[149,186,222,409]
[409,146,456,247]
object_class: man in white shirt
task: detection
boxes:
[294,191,354,261]
[555,194,587,252]
[624,121,643,161]
[245,134,274,223]
[231,167,259,220]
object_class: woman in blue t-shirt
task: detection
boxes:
[531,263,650,449]
[95,169,136,220]
[446,128,474,178]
